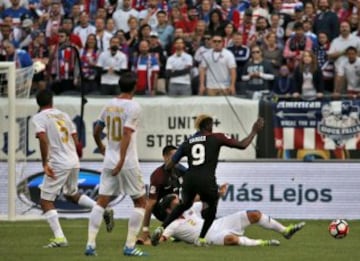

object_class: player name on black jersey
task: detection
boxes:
[189,136,206,144]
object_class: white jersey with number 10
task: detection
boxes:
[98,98,141,170]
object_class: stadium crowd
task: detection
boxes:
[1,0,360,98]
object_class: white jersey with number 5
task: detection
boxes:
[98,98,141,170]
[32,108,79,170]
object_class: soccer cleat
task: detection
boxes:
[151,226,164,246]
[84,245,97,256]
[260,239,280,246]
[194,237,209,247]
[103,208,114,233]
[283,222,306,239]
[123,246,148,256]
[43,237,68,248]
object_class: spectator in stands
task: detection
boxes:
[0,23,19,57]
[192,20,207,48]
[167,27,195,56]
[165,37,193,96]
[227,32,250,95]
[332,0,350,24]
[220,0,240,30]
[283,22,313,72]
[208,9,226,36]
[61,18,83,49]
[115,30,130,59]
[112,0,139,33]
[248,16,269,47]
[95,17,113,52]
[28,30,49,93]
[155,10,174,49]
[138,0,161,29]
[348,13,359,33]
[303,2,316,22]
[1,0,32,26]
[262,32,283,71]
[105,18,117,35]
[285,5,305,38]
[2,39,32,68]
[83,0,105,21]
[238,8,254,46]
[96,36,128,95]
[269,13,285,48]
[271,0,292,32]
[334,46,360,98]
[313,0,339,41]
[221,22,234,48]
[303,19,317,47]
[132,39,159,95]
[313,32,334,93]
[198,0,212,24]
[80,34,100,94]
[248,0,268,24]
[48,29,81,95]
[149,31,167,94]
[125,16,139,47]
[241,45,275,97]
[69,4,82,26]
[292,51,324,100]
[183,6,199,36]
[18,18,33,50]
[272,64,293,96]
[0,15,21,43]
[44,1,62,39]
[328,21,360,73]
[199,34,237,96]
[73,12,96,47]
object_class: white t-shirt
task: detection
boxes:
[97,98,141,170]
[337,57,360,92]
[32,108,79,170]
[328,34,360,70]
[97,50,128,85]
[73,24,96,47]
[112,8,139,33]
[200,48,236,89]
[138,8,160,29]
[96,31,113,52]
[166,52,193,85]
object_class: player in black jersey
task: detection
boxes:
[151,114,264,246]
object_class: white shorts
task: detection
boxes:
[40,168,79,201]
[99,168,146,199]
[206,211,250,245]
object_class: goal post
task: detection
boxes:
[0,62,35,220]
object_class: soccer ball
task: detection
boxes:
[33,60,46,73]
[328,219,349,239]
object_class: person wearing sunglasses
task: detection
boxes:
[241,45,275,99]
[199,34,237,96]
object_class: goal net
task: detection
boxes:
[0,62,37,220]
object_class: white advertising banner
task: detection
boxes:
[0,96,258,161]
[0,161,359,220]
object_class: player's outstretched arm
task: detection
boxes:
[238,117,264,149]
[138,198,157,245]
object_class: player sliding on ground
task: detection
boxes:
[155,194,306,246]
[32,90,114,248]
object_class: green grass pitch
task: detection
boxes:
[1,219,359,261]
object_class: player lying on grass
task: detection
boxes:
[154,194,305,247]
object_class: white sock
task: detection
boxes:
[125,208,145,248]
[238,236,262,246]
[78,194,96,208]
[258,214,286,233]
[87,204,105,248]
[45,209,65,239]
